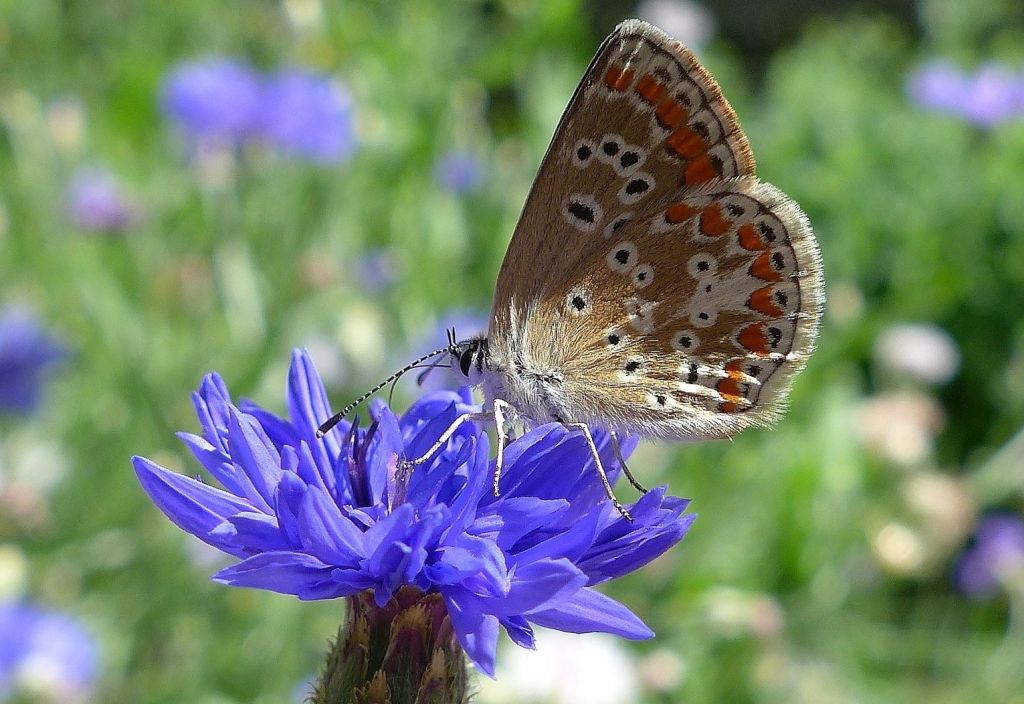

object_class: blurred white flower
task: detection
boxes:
[637,0,716,50]
[477,628,639,704]
[0,545,28,601]
[283,0,323,30]
[637,647,687,692]
[902,473,975,549]
[874,323,960,385]
[872,522,926,576]
[857,391,944,466]
[702,587,784,640]
[45,96,85,157]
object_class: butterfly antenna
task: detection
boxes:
[316,342,456,438]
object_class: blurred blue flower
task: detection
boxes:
[434,151,484,193]
[907,60,1023,127]
[0,602,98,699]
[907,60,967,114]
[0,307,67,415]
[160,59,356,164]
[961,64,1022,127]
[956,514,1024,598]
[356,248,399,293]
[133,349,693,676]
[65,165,139,233]
[160,57,263,144]
[258,70,356,163]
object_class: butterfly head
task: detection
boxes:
[448,329,489,386]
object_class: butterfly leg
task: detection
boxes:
[403,410,495,469]
[610,430,648,495]
[565,423,633,521]
[492,399,513,498]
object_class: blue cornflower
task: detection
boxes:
[133,349,693,676]
[435,151,484,193]
[65,165,139,233]
[907,60,1024,127]
[0,602,98,699]
[160,57,263,145]
[0,307,68,415]
[257,69,356,163]
[956,514,1024,598]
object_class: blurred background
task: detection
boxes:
[2,0,1024,702]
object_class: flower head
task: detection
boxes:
[258,70,356,163]
[133,350,693,676]
[0,602,98,701]
[956,514,1024,598]
[907,60,1024,127]
[65,165,139,233]
[0,307,67,415]
[160,57,263,145]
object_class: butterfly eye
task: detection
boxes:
[459,348,475,377]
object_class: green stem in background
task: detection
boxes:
[312,588,471,704]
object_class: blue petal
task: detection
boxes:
[213,551,342,600]
[133,456,250,557]
[478,497,570,549]
[297,485,365,565]
[274,471,307,548]
[501,615,536,649]
[529,587,654,640]
[428,534,508,597]
[287,350,343,484]
[492,558,587,616]
[442,589,500,678]
[225,408,282,512]
[210,511,289,552]
[364,404,403,507]
[192,372,233,452]
[509,506,601,566]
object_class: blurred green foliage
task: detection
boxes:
[2,0,1024,702]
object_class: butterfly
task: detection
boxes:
[320,19,824,520]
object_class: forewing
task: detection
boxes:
[491,19,754,341]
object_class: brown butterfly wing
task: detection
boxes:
[490,19,754,347]
[487,20,823,440]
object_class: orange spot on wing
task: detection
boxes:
[724,359,745,374]
[750,252,783,282]
[738,322,770,354]
[603,65,634,92]
[717,377,743,399]
[748,285,783,317]
[636,74,667,104]
[737,223,768,251]
[665,202,699,224]
[655,99,689,129]
[699,204,732,237]
[666,126,707,160]
[684,154,717,186]
[718,401,742,413]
